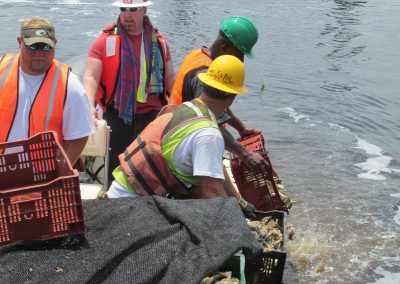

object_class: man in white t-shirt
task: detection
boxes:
[0,17,95,164]
[108,55,257,218]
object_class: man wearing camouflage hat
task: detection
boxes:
[0,18,95,164]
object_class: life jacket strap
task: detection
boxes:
[137,135,172,194]
[124,140,146,161]
[125,150,155,195]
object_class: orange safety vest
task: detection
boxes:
[0,53,69,147]
[168,47,211,105]
[119,99,216,198]
[96,21,169,112]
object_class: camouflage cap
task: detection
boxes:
[21,18,55,48]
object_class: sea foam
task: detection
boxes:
[354,138,400,180]
[368,266,400,284]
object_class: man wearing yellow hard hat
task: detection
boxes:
[168,16,270,174]
[108,55,256,218]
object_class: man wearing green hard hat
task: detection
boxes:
[168,16,270,174]
[219,15,258,59]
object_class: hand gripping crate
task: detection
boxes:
[246,210,287,284]
[231,133,288,213]
[236,132,281,180]
[236,132,266,153]
[0,132,84,245]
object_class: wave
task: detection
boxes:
[280,107,400,180]
[391,199,400,226]
[367,265,400,284]
[279,107,311,124]
[353,138,400,180]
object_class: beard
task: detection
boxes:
[28,59,51,74]
[122,18,144,35]
[124,21,137,33]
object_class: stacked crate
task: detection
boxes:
[0,132,84,245]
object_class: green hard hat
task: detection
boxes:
[219,16,258,58]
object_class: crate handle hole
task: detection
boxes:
[24,213,34,220]
[8,164,17,171]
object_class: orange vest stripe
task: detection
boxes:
[0,54,18,144]
[168,48,211,105]
[0,54,16,88]
[0,53,69,147]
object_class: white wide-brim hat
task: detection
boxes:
[112,0,153,7]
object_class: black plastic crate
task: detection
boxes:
[246,211,287,284]
[220,251,246,283]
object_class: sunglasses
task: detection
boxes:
[24,43,53,52]
[120,7,141,13]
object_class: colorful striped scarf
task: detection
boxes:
[114,16,164,124]
[143,17,164,95]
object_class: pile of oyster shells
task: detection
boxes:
[200,271,240,284]
[247,216,283,252]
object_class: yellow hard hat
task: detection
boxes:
[198,55,248,95]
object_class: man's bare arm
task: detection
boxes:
[63,136,89,165]
[83,57,103,120]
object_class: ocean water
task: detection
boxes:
[1,0,399,283]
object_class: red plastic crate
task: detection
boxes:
[236,132,281,179]
[236,132,281,178]
[231,133,288,213]
[236,132,265,153]
[0,132,84,245]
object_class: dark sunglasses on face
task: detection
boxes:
[25,43,53,52]
[120,7,140,12]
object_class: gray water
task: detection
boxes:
[1,0,399,283]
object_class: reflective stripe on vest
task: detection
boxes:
[0,54,15,90]
[0,53,68,146]
[183,101,202,116]
[0,54,17,145]
[44,61,62,131]
[168,48,212,105]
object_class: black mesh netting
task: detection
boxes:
[0,196,261,284]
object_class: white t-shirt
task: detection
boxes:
[108,126,225,197]
[172,127,225,180]
[7,68,95,144]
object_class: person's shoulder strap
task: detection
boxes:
[158,105,179,117]
[103,22,118,35]
[200,46,212,58]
